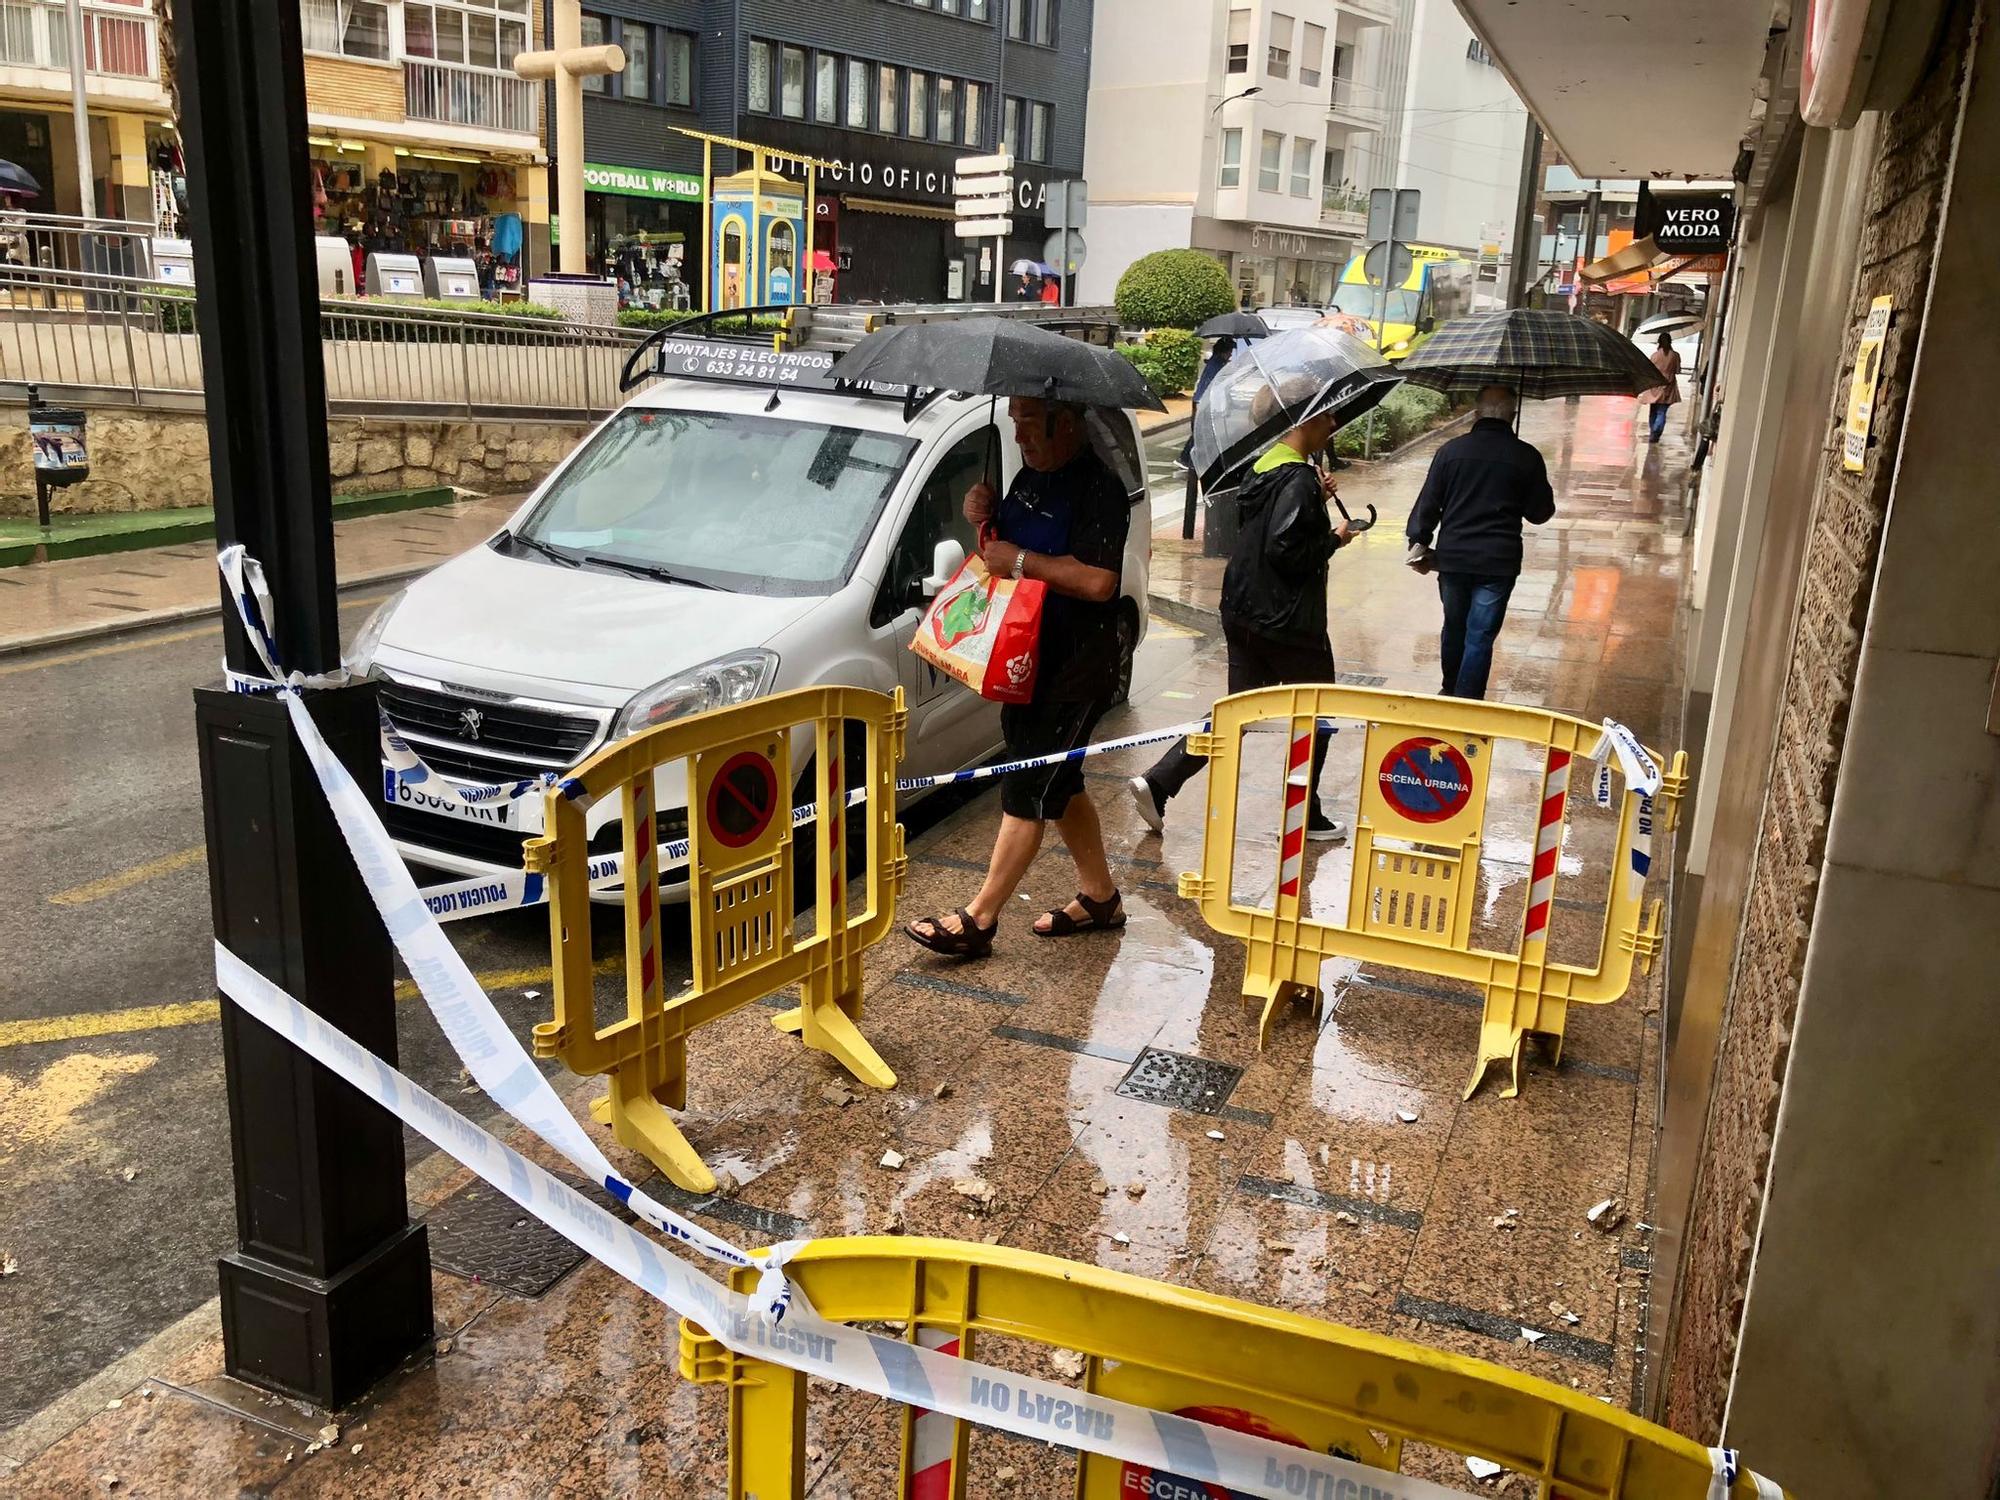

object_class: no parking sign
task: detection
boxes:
[1359,726,1491,844]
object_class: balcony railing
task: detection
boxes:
[1335,0,1397,26]
[0,0,159,82]
[1327,76,1387,130]
[1321,185,1368,231]
[404,56,539,137]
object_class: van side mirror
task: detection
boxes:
[920,537,966,601]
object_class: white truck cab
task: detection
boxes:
[346,325,1152,898]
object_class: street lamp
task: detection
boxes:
[1212,85,1264,114]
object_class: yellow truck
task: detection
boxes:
[1326,243,1475,358]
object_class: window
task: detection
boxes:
[302,0,390,60]
[1030,0,1052,45]
[907,70,928,137]
[747,38,771,112]
[1006,0,1025,40]
[664,31,693,106]
[1267,12,1292,79]
[846,58,869,128]
[1225,8,1249,73]
[940,0,960,13]
[878,65,898,133]
[969,0,991,17]
[580,13,607,91]
[1028,100,1050,162]
[622,24,650,100]
[1300,22,1325,87]
[1290,136,1312,196]
[935,76,956,143]
[815,53,837,123]
[963,80,984,146]
[1218,127,1242,188]
[780,44,806,118]
[874,427,989,627]
[1259,130,1283,191]
[1002,96,1020,155]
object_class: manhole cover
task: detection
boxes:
[1115,1048,1243,1115]
[425,1171,641,1298]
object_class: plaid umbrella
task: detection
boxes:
[1397,308,1670,400]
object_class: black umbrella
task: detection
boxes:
[0,159,41,199]
[1189,323,1402,492]
[831,316,1165,412]
[1196,311,1271,339]
[1396,308,1669,401]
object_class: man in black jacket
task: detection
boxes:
[1405,387,1555,698]
[1131,401,1354,836]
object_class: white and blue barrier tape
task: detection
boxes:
[211,544,1512,1498]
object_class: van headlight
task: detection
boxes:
[344,588,405,677]
[614,649,779,737]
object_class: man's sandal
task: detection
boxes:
[1034,889,1126,937]
[904,908,998,958]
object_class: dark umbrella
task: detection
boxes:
[1189,323,1402,492]
[0,159,41,199]
[1396,307,1669,401]
[831,315,1165,411]
[1196,311,1270,339]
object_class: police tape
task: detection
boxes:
[211,547,1489,1499]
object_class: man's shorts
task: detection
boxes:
[998,698,1109,821]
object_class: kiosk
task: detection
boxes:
[708,166,805,309]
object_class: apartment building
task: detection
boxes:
[1080,0,1396,309]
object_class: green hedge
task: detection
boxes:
[1332,383,1456,457]
[615,308,787,334]
[1117,326,1204,400]
[1114,249,1238,330]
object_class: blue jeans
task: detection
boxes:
[1438,573,1516,699]
[1648,402,1670,441]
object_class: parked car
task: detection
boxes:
[346,332,1153,901]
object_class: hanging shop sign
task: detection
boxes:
[1842,295,1893,472]
[584,163,704,201]
[1634,184,1735,255]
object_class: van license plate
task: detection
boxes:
[385,778,513,829]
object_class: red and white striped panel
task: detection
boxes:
[1276,725,1314,900]
[906,1326,961,1500]
[1521,750,1570,949]
[825,731,845,930]
[631,773,660,1001]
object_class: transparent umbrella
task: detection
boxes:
[1189,324,1402,492]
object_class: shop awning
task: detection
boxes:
[842,196,957,222]
[1579,235,1726,288]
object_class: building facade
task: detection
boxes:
[1080,0,1395,309]
[563,0,1093,307]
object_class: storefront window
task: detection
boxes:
[301,0,388,59]
[963,81,984,146]
[580,14,607,91]
[623,24,650,100]
[780,46,806,118]
[878,66,898,133]
[1028,101,1049,162]
[768,220,796,301]
[846,59,869,128]
[935,77,956,143]
[907,72,928,138]
[816,54,837,124]
[747,40,771,112]
[665,32,693,106]
[1259,130,1282,191]
[1219,128,1242,188]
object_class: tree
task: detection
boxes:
[1114,249,1237,330]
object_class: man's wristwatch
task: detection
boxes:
[1012,547,1029,580]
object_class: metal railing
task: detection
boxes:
[0,211,159,279]
[1327,75,1388,129]
[0,0,159,80]
[404,57,539,136]
[0,265,652,420]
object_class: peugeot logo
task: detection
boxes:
[459,706,484,741]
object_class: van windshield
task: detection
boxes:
[1330,282,1422,323]
[513,408,918,596]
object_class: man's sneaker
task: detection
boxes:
[1129,775,1166,833]
[1307,807,1346,842]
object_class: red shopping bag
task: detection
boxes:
[911,531,1044,704]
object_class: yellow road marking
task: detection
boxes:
[0,955,623,1051]
[48,844,207,906]
[1145,617,1203,641]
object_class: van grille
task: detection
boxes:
[377,675,606,786]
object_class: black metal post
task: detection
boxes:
[1181,467,1198,541]
[178,0,431,1407]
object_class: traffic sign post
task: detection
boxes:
[1361,186,1420,456]
[1043,179,1088,307]
[956,150,1014,304]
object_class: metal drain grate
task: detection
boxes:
[1115,1048,1243,1115]
[1337,670,1388,687]
[425,1171,641,1297]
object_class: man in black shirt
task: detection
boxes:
[1405,387,1556,698]
[905,397,1130,958]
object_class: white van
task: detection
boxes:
[345,331,1153,897]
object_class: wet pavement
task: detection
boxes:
[1,395,1690,1492]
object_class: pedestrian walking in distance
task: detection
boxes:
[1644,332,1681,443]
[905,397,1131,958]
[1132,383,1356,838]
[1404,385,1554,700]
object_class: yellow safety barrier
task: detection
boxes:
[1176,686,1686,1099]
[523,686,908,1193]
[678,1236,1789,1499]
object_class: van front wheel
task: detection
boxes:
[1110,602,1139,706]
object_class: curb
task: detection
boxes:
[1147,589,1221,634]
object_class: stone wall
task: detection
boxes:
[1662,1,1975,1440]
[0,409,592,518]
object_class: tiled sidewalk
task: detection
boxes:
[2,395,1689,1496]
